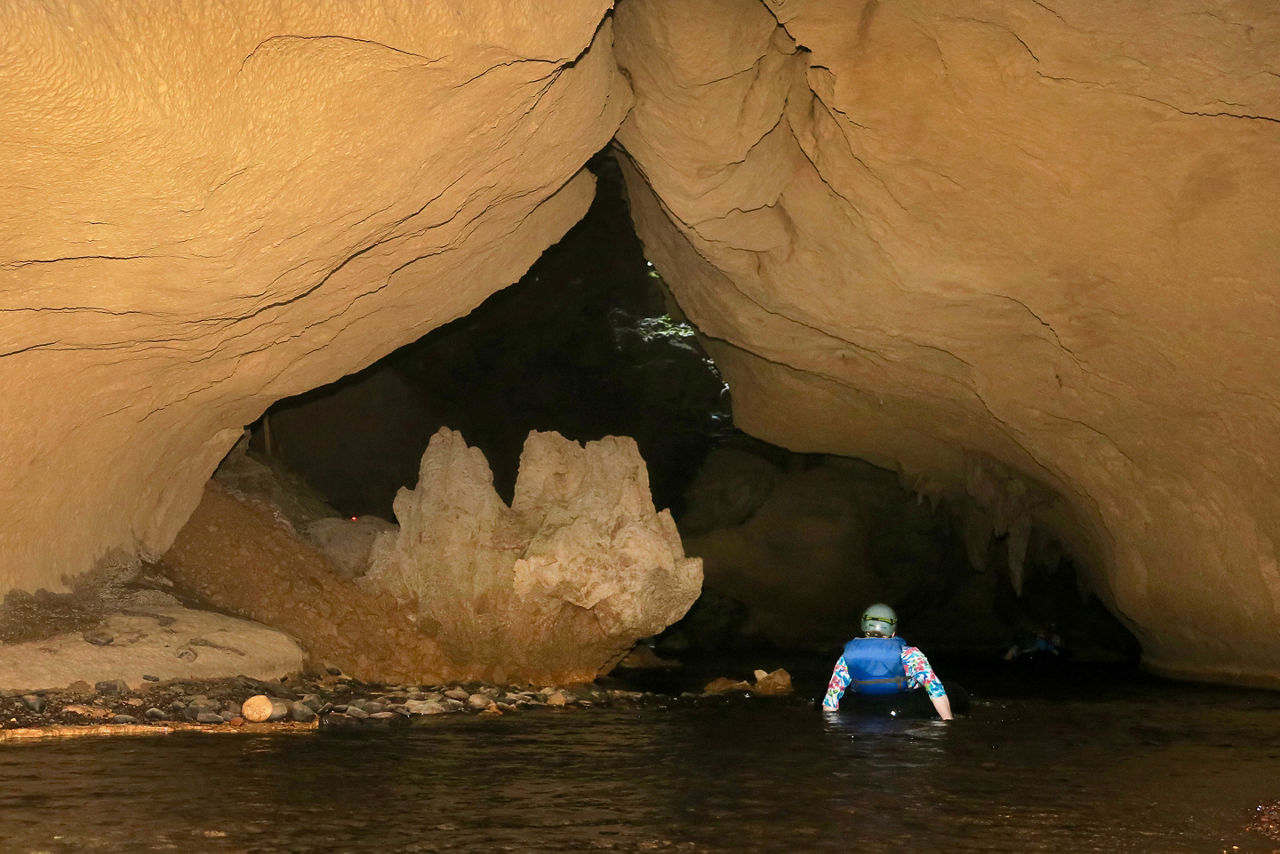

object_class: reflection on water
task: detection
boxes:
[1,671,1278,852]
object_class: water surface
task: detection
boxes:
[1,666,1277,852]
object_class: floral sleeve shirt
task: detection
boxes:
[821,645,946,711]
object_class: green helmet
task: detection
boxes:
[861,603,898,637]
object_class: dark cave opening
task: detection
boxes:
[242,149,1140,673]
[249,150,729,522]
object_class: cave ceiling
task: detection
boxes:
[2,0,1278,686]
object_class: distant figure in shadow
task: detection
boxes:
[820,603,954,720]
[1003,622,1064,663]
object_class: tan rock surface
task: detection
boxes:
[0,1,629,594]
[0,606,303,694]
[161,482,448,685]
[615,1,1280,685]
[366,428,703,684]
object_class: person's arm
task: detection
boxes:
[902,646,954,720]
[821,656,852,710]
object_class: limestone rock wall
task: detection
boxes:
[615,0,1280,685]
[366,428,703,684]
[0,1,629,594]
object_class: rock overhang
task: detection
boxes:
[2,0,1279,688]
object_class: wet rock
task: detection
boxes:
[344,705,369,720]
[196,712,224,724]
[19,694,44,713]
[358,711,409,729]
[702,677,751,695]
[546,691,568,707]
[289,702,317,723]
[113,714,139,724]
[144,707,166,721]
[443,687,470,702]
[404,699,447,715]
[466,693,492,711]
[752,668,793,696]
[94,678,128,696]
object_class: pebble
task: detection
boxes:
[443,688,470,702]
[466,694,492,711]
[95,679,129,696]
[20,694,45,713]
[144,707,166,721]
[344,705,369,720]
[196,712,224,724]
[113,714,139,724]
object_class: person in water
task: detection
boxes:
[820,603,954,720]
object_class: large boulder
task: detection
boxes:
[161,482,449,685]
[614,0,1280,686]
[0,1,629,595]
[366,428,703,684]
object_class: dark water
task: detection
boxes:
[2,666,1279,852]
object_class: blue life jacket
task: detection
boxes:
[843,636,909,695]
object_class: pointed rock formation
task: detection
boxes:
[367,428,702,684]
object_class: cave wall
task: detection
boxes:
[0,1,629,592]
[4,0,1280,689]
[613,0,1280,686]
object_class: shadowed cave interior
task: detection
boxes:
[243,151,1140,678]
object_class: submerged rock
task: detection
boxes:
[702,668,793,697]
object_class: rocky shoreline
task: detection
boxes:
[0,667,798,740]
